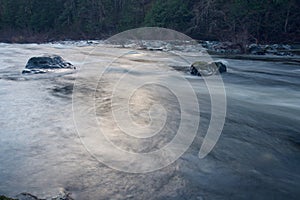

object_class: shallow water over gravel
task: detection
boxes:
[0,42,299,200]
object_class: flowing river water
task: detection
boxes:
[0,42,299,199]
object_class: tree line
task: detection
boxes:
[0,0,299,44]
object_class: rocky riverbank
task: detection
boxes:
[201,41,299,56]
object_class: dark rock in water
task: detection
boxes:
[190,60,228,76]
[272,44,293,56]
[248,44,265,55]
[202,41,293,56]
[22,55,75,74]
[215,61,227,73]
[16,193,39,200]
[15,190,74,200]
[201,41,244,54]
[247,43,293,56]
[212,42,243,54]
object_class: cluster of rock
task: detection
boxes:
[50,40,102,47]
[0,190,73,200]
[201,41,293,56]
[202,41,243,54]
[46,40,295,57]
[190,60,228,76]
[106,39,294,56]
[247,44,292,56]
[22,55,75,74]
[21,53,228,77]
[106,39,205,52]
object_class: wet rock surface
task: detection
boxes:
[105,39,295,57]
[22,55,75,74]
[202,41,294,56]
[190,60,228,76]
[0,190,74,200]
[247,44,293,56]
[106,39,205,52]
[0,192,73,200]
[202,41,243,54]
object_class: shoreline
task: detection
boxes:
[1,40,299,64]
[211,54,300,64]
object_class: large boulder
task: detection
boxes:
[190,60,227,76]
[22,55,75,74]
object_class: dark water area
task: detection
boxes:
[0,43,299,199]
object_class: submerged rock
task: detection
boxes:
[22,55,75,74]
[190,60,227,76]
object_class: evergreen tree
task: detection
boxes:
[0,0,298,43]
[144,0,193,32]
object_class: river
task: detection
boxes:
[0,42,299,200]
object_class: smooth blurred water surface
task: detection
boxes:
[0,42,299,199]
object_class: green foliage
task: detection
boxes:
[144,0,193,32]
[190,0,300,43]
[0,0,298,43]
[117,0,145,31]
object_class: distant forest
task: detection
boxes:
[0,0,299,43]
